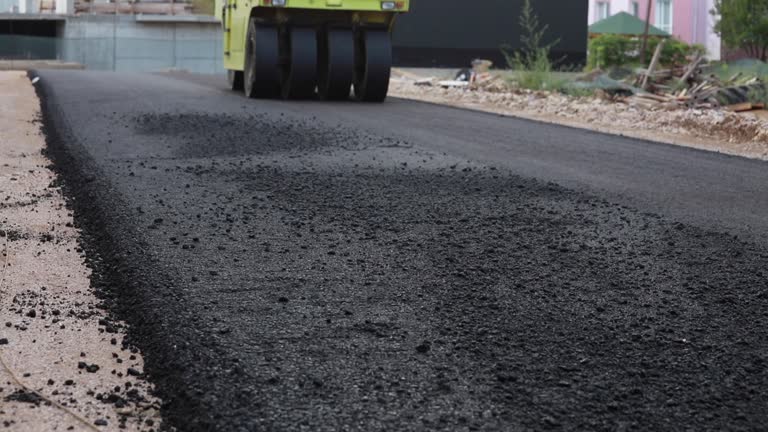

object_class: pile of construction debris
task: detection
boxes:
[410,59,497,89]
[406,45,767,115]
[594,41,766,112]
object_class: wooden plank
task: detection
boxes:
[636,93,673,102]
[678,55,703,85]
[726,102,755,112]
[726,72,743,85]
[438,80,469,88]
[641,40,666,90]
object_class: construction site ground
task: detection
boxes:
[0,71,161,432]
[390,68,768,161]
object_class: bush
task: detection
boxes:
[588,34,633,69]
[588,35,705,69]
[500,0,562,90]
[646,38,705,66]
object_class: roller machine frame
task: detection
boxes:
[215,0,409,102]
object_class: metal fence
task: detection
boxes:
[0,34,224,73]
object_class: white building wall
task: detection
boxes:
[55,0,73,14]
[705,0,721,60]
[588,0,633,25]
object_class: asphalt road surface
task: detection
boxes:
[36,70,768,431]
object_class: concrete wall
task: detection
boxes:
[60,15,223,73]
[393,0,589,68]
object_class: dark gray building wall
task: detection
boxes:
[392,0,588,68]
[0,18,60,59]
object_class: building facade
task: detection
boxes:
[0,0,71,14]
[588,0,721,59]
[1,0,590,71]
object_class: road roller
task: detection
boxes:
[214,0,409,102]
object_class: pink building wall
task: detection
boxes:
[589,0,721,59]
[632,0,707,45]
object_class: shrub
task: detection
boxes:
[500,0,561,90]
[588,35,705,69]
[588,34,633,69]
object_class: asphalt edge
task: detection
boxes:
[388,96,768,165]
[28,70,220,432]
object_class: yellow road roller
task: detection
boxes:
[214,0,409,101]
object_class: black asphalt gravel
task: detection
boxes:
[35,70,768,431]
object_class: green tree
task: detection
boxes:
[712,0,768,60]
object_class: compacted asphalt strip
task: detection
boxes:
[35,70,768,431]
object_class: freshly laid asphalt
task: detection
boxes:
[35,70,768,431]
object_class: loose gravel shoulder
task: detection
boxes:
[34,70,768,431]
[0,71,161,432]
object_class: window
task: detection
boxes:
[596,2,610,20]
[655,0,673,34]
[631,1,639,16]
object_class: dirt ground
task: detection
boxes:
[390,70,768,161]
[0,71,161,431]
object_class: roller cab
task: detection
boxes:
[215,0,409,102]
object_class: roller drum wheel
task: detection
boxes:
[280,27,318,99]
[227,69,244,92]
[244,20,280,99]
[318,29,354,101]
[354,29,392,103]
